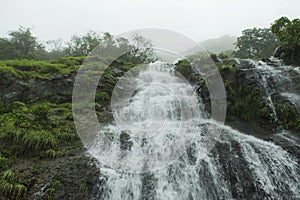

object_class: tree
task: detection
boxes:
[65,31,102,56]
[65,31,156,63]
[271,16,300,50]
[0,26,45,60]
[44,39,67,59]
[271,17,300,65]
[8,27,45,59]
[130,34,156,63]
[233,28,280,59]
[0,38,16,59]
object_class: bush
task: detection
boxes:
[271,17,300,50]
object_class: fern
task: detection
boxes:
[3,170,15,182]
[0,170,27,199]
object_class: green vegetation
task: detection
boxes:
[79,182,88,193]
[200,35,236,54]
[272,94,300,131]
[233,28,280,59]
[211,59,270,120]
[0,27,45,60]
[0,51,141,198]
[0,170,27,199]
[271,16,300,66]
[0,58,80,80]
[46,180,63,200]
[271,17,300,51]
[1,17,299,198]
[175,59,193,79]
[233,16,300,65]
[0,102,77,157]
[227,85,270,121]
[0,27,156,63]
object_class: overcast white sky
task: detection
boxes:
[0,0,299,42]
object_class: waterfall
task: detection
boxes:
[245,58,300,121]
[90,61,300,200]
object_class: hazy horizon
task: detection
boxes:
[1,0,300,43]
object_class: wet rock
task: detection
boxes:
[0,73,75,104]
[120,131,133,151]
[7,146,101,200]
[197,59,278,135]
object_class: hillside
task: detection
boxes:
[200,35,237,53]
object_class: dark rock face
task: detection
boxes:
[0,74,103,199]
[0,73,75,104]
[119,131,133,151]
[0,145,102,200]
[198,59,278,136]
[211,141,265,199]
[189,56,300,136]
[0,61,132,199]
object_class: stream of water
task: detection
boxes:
[90,60,300,200]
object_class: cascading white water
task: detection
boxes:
[91,61,300,200]
[240,58,300,122]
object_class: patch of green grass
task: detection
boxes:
[23,130,57,149]
[0,65,18,78]
[0,101,78,160]
[45,149,62,159]
[0,57,82,80]
[52,56,86,66]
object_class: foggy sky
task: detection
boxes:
[1,0,299,42]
